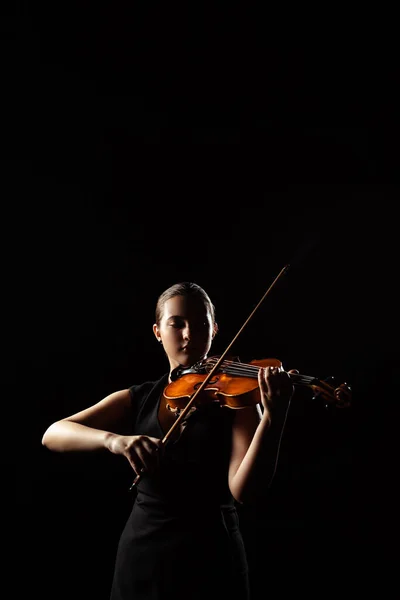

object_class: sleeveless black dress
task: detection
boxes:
[109,374,250,600]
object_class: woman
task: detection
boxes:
[42,281,295,600]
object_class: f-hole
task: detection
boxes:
[194,376,219,389]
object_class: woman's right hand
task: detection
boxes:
[107,434,163,476]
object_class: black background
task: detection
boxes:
[6,4,399,599]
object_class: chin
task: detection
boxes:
[178,351,204,368]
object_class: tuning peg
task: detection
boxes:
[311,376,335,407]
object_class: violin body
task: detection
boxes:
[164,358,282,410]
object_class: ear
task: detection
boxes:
[153,324,162,343]
[212,322,219,338]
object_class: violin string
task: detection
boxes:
[205,357,316,385]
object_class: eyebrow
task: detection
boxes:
[166,313,208,321]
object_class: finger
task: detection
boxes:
[258,367,270,391]
[129,441,151,474]
[260,367,278,401]
[128,456,146,476]
[142,440,163,471]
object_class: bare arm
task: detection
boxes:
[41,390,162,475]
[41,390,133,452]
[228,366,294,505]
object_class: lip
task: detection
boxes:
[181,344,199,354]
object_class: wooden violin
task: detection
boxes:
[164,356,352,412]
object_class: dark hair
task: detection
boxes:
[155,282,216,326]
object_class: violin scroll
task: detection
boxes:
[308,376,352,409]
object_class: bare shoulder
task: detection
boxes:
[62,388,133,431]
[101,388,132,405]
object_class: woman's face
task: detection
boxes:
[153,294,215,371]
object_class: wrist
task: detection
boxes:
[260,411,272,428]
[104,432,120,453]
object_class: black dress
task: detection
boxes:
[110,374,250,600]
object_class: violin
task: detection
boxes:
[164,356,352,412]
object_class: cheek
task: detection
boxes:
[162,329,180,343]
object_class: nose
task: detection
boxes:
[182,324,191,341]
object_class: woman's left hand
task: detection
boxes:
[258,365,296,420]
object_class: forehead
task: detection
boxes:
[162,295,210,319]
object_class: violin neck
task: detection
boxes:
[289,373,320,387]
